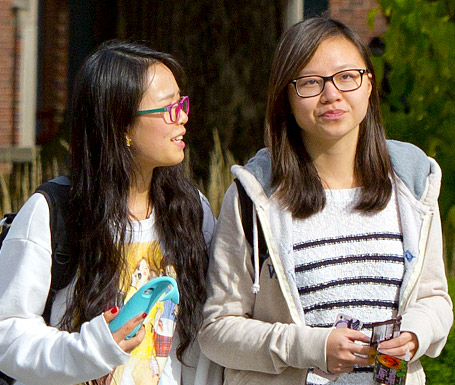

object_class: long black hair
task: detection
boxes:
[266,17,392,218]
[61,41,208,361]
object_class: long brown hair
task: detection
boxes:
[265,17,392,218]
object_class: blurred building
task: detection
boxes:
[0,0,387,169]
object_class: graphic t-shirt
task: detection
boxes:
[105,214,178,385]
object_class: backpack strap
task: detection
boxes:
[35,177,76,324]
[234,179,268,272]
[0,372,15,385]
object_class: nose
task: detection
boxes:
[177,109,188,125]
[320,79,342,103]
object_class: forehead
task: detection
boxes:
[298,36,366,76]
[141,63,179,102]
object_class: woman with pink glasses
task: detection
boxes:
[0,41,221,385]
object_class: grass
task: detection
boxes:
[421,276,455,384]
[206,129,236,217]
[1,155,41,215]
[0,148,67,216]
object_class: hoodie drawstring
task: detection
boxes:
[251,205,261,294]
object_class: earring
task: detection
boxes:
[125,135,131,147]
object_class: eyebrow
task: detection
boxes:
[157,89,181,102]
[301,65,364,75]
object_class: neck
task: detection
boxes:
[304,136,359,190]
[129,171,153,220]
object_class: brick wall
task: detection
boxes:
[36,0,68,145]
[0,0,69,150]
[0,0,14,147]
[330,0,388,43]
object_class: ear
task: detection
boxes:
[287,85,296,116]
[367,73,373,98]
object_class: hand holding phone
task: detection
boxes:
[314,313,364,381]
[109,276,179,339]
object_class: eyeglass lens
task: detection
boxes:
[295,70,364,98]
[169,97,189,122]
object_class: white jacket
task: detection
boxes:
[0,182,222,385]
[199,140,453,385]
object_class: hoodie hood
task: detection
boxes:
[230,140,440,301]
[234,140,439,203]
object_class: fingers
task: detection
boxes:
[328,353,374,374]
[352,343,375,358]
[118,324,146,354]
[103,306,120,323]
[326,327,418,375]
[349,329,371,344]
[378,332,410,348]
[330,352,374,373]
[377,345,408,359]
[326,328,375,374]
[378,331,413,348]
[104,308,148,353]
[111,312,147,342]
[338,328,371,344]
[330,328,372,346]
[378,341,416,359]
[378,332,418,360]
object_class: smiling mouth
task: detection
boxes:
[172,135,184,142]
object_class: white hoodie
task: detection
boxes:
[199,140,453,385]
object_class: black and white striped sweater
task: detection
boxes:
[294,186,404,385]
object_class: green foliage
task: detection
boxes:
[370,0,455,273]
[420,276,455,384]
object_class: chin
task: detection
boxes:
[168,155,185,167]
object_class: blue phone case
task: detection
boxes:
[109,276,179,339]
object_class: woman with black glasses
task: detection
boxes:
[0,41,221,385]
[199,17,452,385]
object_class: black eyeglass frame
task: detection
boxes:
[290,69,370,98]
